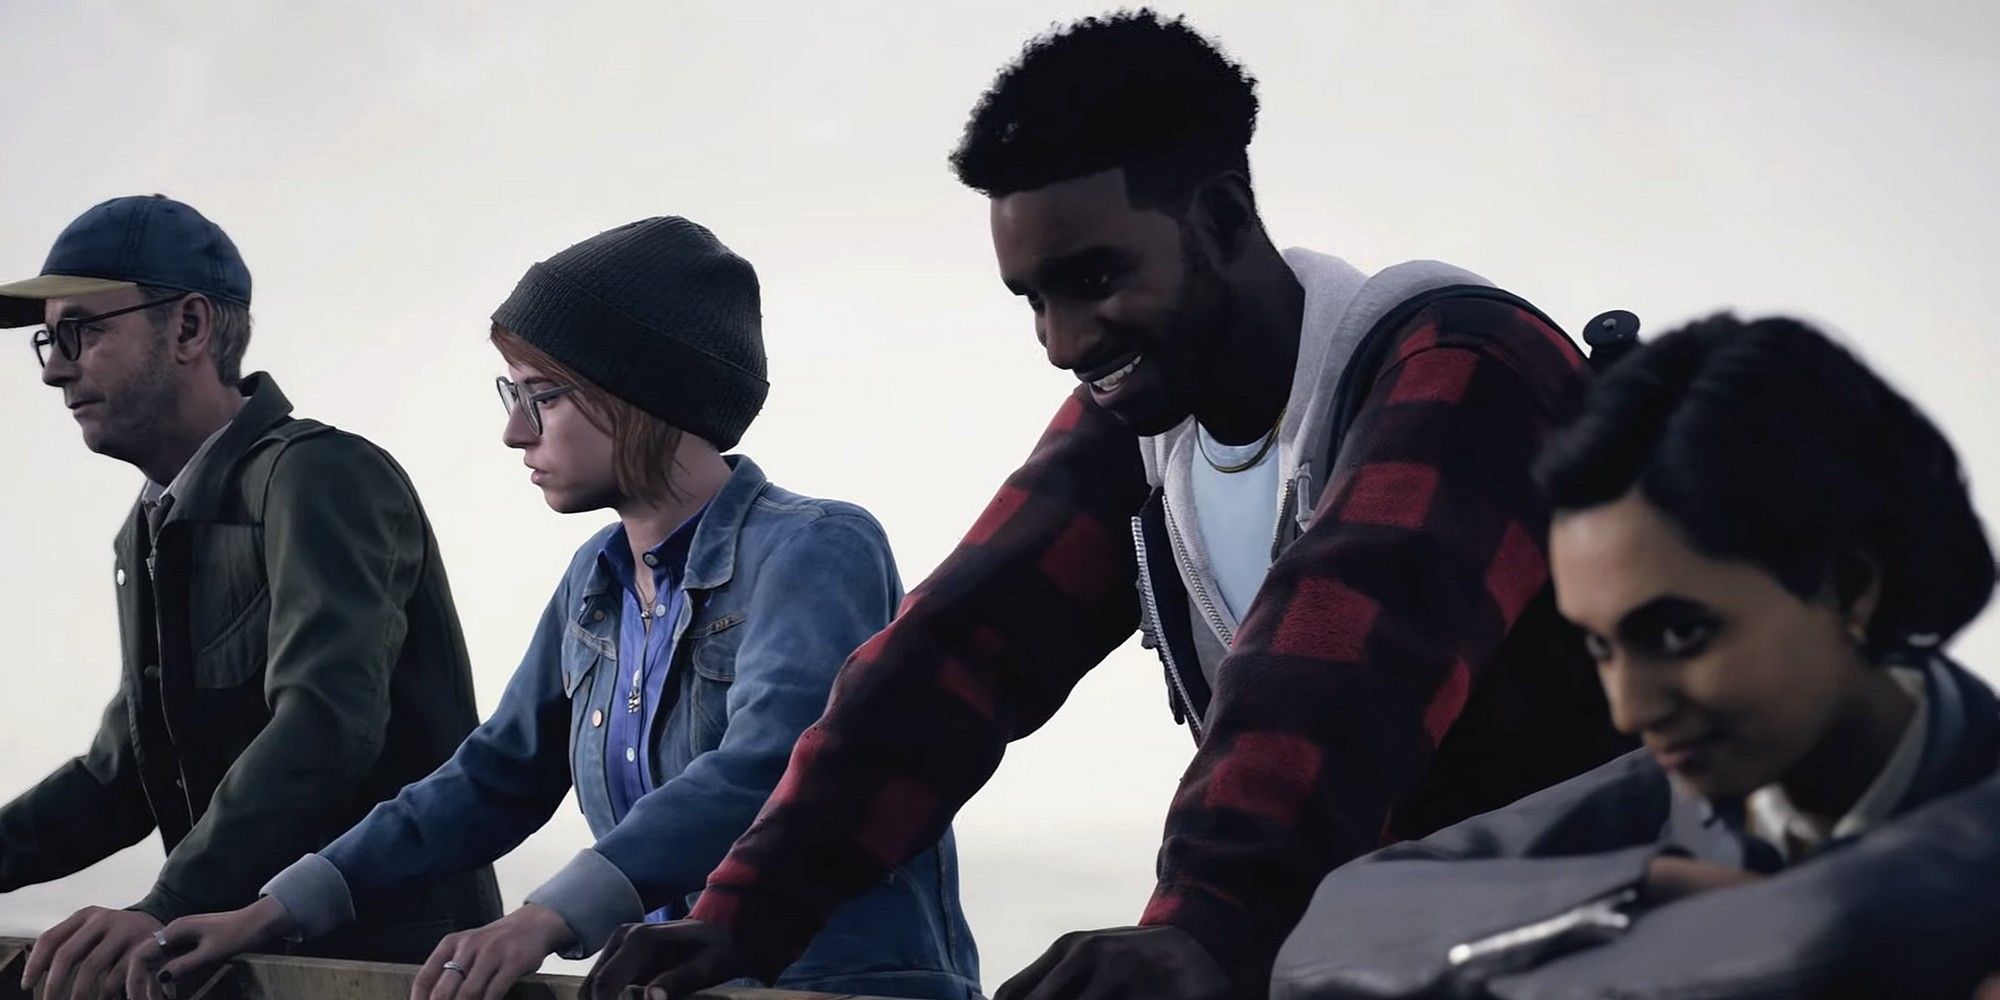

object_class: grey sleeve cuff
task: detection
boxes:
[259,853,357,942]
[525,848,646,959]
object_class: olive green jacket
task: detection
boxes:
[0,373,500,961]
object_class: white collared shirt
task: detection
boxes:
[1747,665,1929,863]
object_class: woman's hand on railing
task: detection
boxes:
[407,904,575,1000]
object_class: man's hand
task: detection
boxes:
[22,907,163,1000]
[408,905,575,1000]
[580,920,736,1000]
[1641,855,1766,905]
[995,926,1230,1000]
[139,895,299,1000]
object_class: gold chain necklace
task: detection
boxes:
[1198,404,1286,474]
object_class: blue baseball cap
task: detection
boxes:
[0,194,251,329]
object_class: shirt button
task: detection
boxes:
[643,553,659,567]
[590,709,604,728]
[625,747,637,763]
[653,603,667,617]
[116,568,127,586]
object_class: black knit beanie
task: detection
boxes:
[492,217,767,450]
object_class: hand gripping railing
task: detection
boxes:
[0,938,880,1000]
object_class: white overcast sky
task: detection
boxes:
[0,1,1996,987]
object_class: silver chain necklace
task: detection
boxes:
[1197,404,1286,474]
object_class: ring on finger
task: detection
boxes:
[154,931,170,950]
[440,961,469,978]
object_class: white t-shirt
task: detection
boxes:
[1189,422,1283,623]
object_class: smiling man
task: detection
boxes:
[584,11,1630,1000]
[0,196,500,1000]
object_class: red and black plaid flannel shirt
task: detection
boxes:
[692,295,1615,994]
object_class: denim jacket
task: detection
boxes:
[265,456,981,998]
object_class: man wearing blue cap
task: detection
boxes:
[0,196,501,999]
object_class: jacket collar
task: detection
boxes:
[1898,652,2000,808]
[159,372,295,525]
[1667,653,2000,869]
[681,454,767,590]
[577,454,768,599]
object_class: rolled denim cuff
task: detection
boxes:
[259,853,356,942]
[525,849,645,959]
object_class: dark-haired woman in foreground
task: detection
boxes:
[1270,313,2000,999]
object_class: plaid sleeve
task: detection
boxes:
[691,386,1151,981]
[1140,303,1587,997]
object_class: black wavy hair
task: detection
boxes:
[1537,313,1994,656]
[949,9,1259,210]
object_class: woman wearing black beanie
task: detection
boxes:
[1270,313,1999,999]
[141,218,983,1000]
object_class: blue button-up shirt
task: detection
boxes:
[597,509,704,821]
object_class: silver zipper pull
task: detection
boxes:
[1292,468,1315,532]
[1446,887,1637,972]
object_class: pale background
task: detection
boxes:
[0,1,1995,988]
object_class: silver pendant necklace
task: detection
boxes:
[629,586,659,714]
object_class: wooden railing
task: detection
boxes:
[0,939,868,1000]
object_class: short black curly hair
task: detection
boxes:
[949,9,1260,211]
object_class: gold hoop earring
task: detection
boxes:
[1846,622,1868,646]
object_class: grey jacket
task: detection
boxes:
[1271,654,2000,1000]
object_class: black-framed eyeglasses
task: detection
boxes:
[31,293,189,368]
[495,376,577,436]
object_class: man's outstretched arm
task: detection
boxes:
[0,691,157,892]
[584,388,1152,995]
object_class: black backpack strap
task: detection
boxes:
[1581,309,1642,373]
[1321,285,1557,471]
[1322,288,1642,476]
